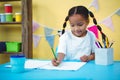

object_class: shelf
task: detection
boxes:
[0,0,33,58]
[0,0,21,2]
[0,22,21,24]
[0,51,22,54]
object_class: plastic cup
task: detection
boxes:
[10,54,26,73]
[5,13,13,22]
[0,13,6,22]
[4,4,12,13]
[15,13,22,22]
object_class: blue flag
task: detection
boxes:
[44,27,53,36]
[46,35,55,48]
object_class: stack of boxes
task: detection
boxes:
[0,4,21,22]
[0,4,13,22]
[5,4,13,22]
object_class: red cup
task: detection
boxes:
[4,4,12,13]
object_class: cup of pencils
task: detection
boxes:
[95,40,114,65]
[95,48,113,65]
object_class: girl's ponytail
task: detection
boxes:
[62,16,69,34]
[89,11,109,48]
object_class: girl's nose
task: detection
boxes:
[74,25,80,31]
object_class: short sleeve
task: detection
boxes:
[57,33,67,54]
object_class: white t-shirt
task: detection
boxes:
[57,30,96,60]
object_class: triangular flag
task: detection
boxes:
[116,9,120,16]
[88,25,98,39]
[44,27,53,36]
[89,0,99,10]
[33,35,41,48]
[101,16,114,31]
[46,35,55,48]
[32,21,40,32]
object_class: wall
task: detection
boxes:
[32,0,120,60]
[0,0,120,64]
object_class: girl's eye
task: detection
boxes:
[77,23,83,26]
[71,24,75,27]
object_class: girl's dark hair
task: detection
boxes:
[62,6,107,46]
[62,6,89,34]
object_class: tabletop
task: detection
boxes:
[0,60,120,80]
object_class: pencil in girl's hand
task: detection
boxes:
[51,48,57,60]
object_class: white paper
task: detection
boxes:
[25,60,86,71]
[5,60,86,71]
[25,60,50,69]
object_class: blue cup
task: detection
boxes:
[0,13,6,22]
[10,54,26,73]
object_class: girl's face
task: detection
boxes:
[69,14,89,37]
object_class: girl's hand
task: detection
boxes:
[52,59,61,66]
[80,53,95,62]
[80,55,89,62]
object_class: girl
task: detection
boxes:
[52,6,98,66]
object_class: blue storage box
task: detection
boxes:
[0,42,6,52]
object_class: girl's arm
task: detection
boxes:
[52,53,65,66]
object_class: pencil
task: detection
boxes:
[51,48,57,60]
[106,37,109,48]
[95,41,100,48]
[109,41,114,48]
[97,41,103,48]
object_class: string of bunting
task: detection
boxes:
[32,0,120,48]
[33,8,120,33]
[99,8,120,31]
[33,34,59,48]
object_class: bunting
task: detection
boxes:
[115,8,120,16]
[32,21,40,32]
[46,35,55,48]
[88,0,99,10]
[88,25,98,39]
[39,24,60,31]
[33,34,58,48]
[33,35,41,48]
[44,27,53,36]
[100,16,114,31]
[32,6,120,48]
